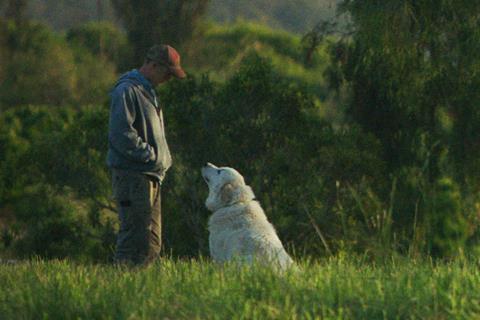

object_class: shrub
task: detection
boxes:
[426,178,469,258]
[11,184,92,260]
[0,20,118,108]
[0,105,115,261]
[187,22,330,99]
[0,20,77,107]
[66,21,132,72]
[69,48,116,107]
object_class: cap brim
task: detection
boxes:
[170,67,186,79]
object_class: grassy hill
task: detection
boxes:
[187,22,332,100]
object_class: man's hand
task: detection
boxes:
[146,145,156,163]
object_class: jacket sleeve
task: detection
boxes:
[108,86,156,163]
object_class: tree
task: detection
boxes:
[111,0,209,65]
[329,1,480,182]
[66,21,131,71]
[0,20,77,107]
[3,0,28,24]
[321,0,480,257]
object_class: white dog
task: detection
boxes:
[201,163,294,270]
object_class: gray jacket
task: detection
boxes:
[107,70,172,181]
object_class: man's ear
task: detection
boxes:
[220,183,235,204]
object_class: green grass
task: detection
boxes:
[1,256,480,319]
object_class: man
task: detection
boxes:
[107,44,186,266]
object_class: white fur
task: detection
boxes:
[202,163,294,270]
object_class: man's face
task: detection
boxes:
[154,63,172,84]
[147,62,172,86]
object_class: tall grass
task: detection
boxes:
[1,257,479,319]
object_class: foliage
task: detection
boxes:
[66,21,132,72]
[187,22,332,100]
[319,0,480,257]
[1,0,28,24]
[0,105,115,261]
[0,20,77,107]
[0,55,385,259]
[0,19,117,108]
[302,20,339,67]
[1,3,479,261]
[68,46,117,106]
[110,0,209,65]
[11,184,95,260]
[330,0,480,183]
[426,178,469,258]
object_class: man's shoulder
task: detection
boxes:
[111,81,141,97]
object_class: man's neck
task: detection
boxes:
[138,66,156,87]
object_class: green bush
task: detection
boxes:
[187,22,331,99]
[0,20,117,108]
[11,184,90,260]
[66,21,132,72]
[427,178,469,258]
[0,105,72,203]
[69,47,117,105]
[8,182,115,261]
[0,20,77,107]
[65,22,124,105]
[0,105,115,261]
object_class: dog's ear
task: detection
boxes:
[220,183,235,204]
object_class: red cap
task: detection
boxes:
[146,44,186,79]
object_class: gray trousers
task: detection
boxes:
[111,169,161,265]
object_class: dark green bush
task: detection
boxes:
[12,184,91,260]
[427,178,469,258]
[0,105,115,261]
[66,21,132,72]
[0,20,117,109]
[0,20,77,107]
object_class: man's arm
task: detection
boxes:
[108,86,155,163]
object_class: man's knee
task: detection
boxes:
[112,170,162,265]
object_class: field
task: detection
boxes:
[1,257,479,319]
[1,3,480,319]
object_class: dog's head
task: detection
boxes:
[201,163,255,211]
